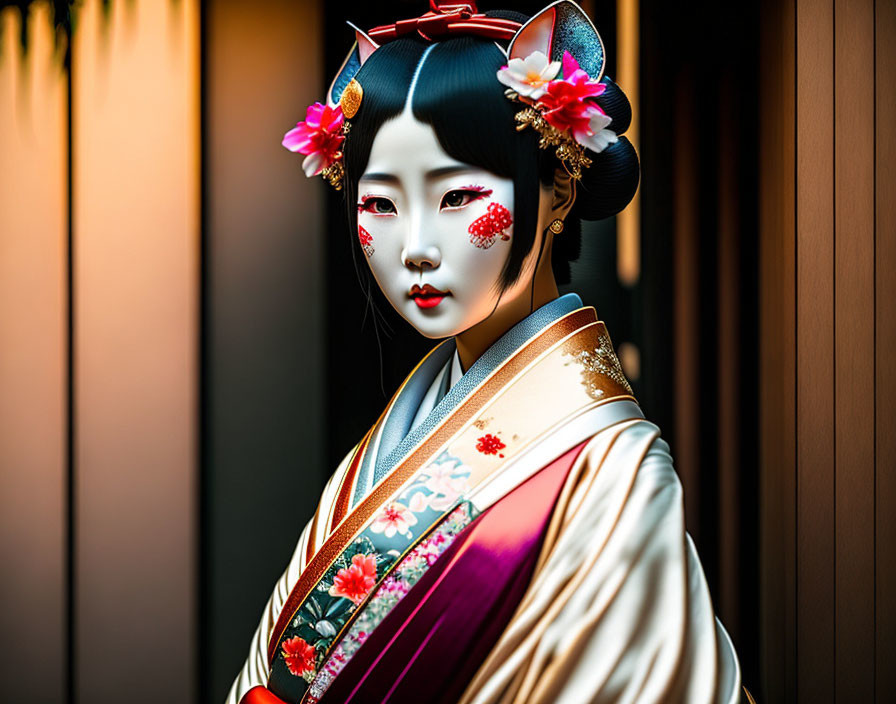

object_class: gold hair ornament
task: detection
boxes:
[497,49,617,181]
[340,79,363,119]
[321,160,346,190]
[510,97,593,180]
[320,121,351,190]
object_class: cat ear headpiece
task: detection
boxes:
[282,1,615,188]
[498,1,616,179]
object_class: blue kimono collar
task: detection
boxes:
[353,293,585,505]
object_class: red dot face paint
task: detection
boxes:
[358,225,374,257]
[468,202,513,249]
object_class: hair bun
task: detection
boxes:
[573,137,640,221]
[596,78,632,135]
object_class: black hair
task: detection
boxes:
[342,11,639,289]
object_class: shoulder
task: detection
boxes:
[579,415,676,481]
[575,416,684,526]
[634,429,682,497]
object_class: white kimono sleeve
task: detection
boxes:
[459,420,741,704]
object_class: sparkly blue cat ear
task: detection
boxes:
[327,23,379,108]
[507,0,605,81]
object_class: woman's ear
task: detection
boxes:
[550,168,577,223]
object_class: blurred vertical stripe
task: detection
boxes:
[71,0,200,700]
[0,4,68,701]
[202,1,325,701]
[615,0,639,286]
[1,1,327,700]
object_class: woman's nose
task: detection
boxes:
[401,228,441,271]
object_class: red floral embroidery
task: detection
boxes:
[329,553,378,605]
[476,433,506,456]
[468,203,513,249]
[282,636,316,677]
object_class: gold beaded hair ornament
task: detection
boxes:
[281,2,617,189]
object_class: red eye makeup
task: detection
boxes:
[468,202,513,249]
[358,195,397,215]
[440,185,493,210]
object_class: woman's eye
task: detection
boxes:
[440,188,491,210]
[358,197,396,215]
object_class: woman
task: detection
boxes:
[228,2,741,702]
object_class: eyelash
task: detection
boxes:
[440,186,493,210]
[357,195,396,216]
[357,187,493,214]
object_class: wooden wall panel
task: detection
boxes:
[795,0,836,698]
[0,5,67,701]
[72,0,199,700]
[672,75,700,539]
[716,76,741,643]
[762,0,891,699]
[759,0,796,698]
[833,0,876,699]
[875,0,896,699]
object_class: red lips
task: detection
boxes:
[409,283,450,309]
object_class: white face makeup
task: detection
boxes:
[357,109,523,339]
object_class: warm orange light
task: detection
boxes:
[72,0,199,697]
[0,4,68,699]
[616,0,640,286]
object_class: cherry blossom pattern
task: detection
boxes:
[476,433,506,458]
[422,461,471,511]
[307,502,476,702]
[328,553,378,605]
[282,636,317,678]
[370,501,418,539]
[468,203,513,249]
[358,225,374,257]
[406,458,472,513]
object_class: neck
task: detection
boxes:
[455,237,559,371]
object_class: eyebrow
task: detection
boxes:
[425,165,477,180]
[359,172,400,184]
[359,164,477,183]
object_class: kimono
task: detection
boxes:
[226,294,741,704]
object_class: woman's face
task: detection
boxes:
[357,110,519,339]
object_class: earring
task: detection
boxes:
[549,218,565,234]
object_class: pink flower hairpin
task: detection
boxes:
[497,50,618,178]
[282,102,349,189]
